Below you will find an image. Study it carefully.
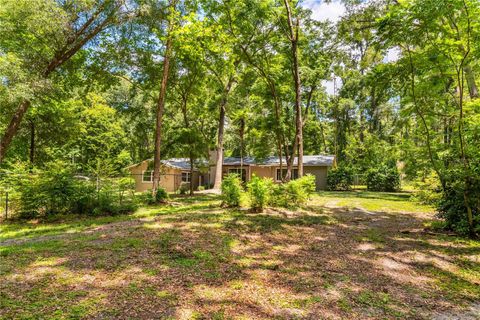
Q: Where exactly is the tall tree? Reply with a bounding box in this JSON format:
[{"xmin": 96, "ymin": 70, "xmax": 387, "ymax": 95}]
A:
[
  {"xmin": 0, "ymin": 0, "xmax": 127, "ymax": 163},
  {"xmin": 152, "ymin": 0, "xmax": 178, "ymax": 195},
  {"xmin": 283, "ymin": 0, "xmax": 303, "ymax": 179}
]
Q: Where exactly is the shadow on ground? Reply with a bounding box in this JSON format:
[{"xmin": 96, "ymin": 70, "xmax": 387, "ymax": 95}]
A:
[{"xmin": 1, "ymin": 195, "xmax": 479, "ymax": 319}]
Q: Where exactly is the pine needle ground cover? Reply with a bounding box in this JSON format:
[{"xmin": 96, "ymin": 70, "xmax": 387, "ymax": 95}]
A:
[{"xmin": 1, "ymin": 193, "xmax": 479, "ymax": 319}]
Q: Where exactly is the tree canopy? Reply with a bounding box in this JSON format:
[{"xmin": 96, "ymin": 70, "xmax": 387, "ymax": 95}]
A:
[{"xmin": 1, "ymin": 0, "xmax": 479, "ymax": 235}]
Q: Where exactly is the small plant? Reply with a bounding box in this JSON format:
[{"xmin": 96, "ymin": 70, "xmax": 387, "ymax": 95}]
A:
[
  {"xmin": 271, "ymin": 174, "xmax": 316, "ymax": 207},
  {"xmin": 178, "ymin": 182, "xmax": 190, "ymax": 195},
  {"xmin": 221, "ymin": 173, "xmax": 243, "ymax": 207},
  {"xmin": 142, "ymin": 187, "xmax": 168, "ymax": 205},
  {"xmin": 247, "ymin": 175, "xmax": 273, "ymax": 212},
  {"xmin": 327, "ymin": 166, "xmax": 354, "ymax": 191}
]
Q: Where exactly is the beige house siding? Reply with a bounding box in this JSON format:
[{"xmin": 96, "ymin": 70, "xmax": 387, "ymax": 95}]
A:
[
  {"xmin": 128, "ymin": 160, "xmax": 199, "ymax": 193},
  {"xmin": 304, "ymin": 166, "xmax": 329, "ymax": 190},
  {"xmin": 250, "ymin": 166, "xmax": 274, "ymax": 179},
  {"xmin": 221, "ymin": 164, "xmax": 329, "ymax": 190}
]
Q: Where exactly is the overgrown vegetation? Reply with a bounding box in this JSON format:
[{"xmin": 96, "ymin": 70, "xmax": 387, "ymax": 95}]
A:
[
  {"xmin": 366, "ymin": 165, "xmax": 400, "ymax": 192},
  {"xmin": 0, "ymin": 162, "xmax": 139, "ymax": 219},
  {"xmin": 247, "ymin": 175, "xmax": 274, "ymax": 212},
  {"xmin": 327, "ymin": 167, "xmax": 354, "ymax": 191},
  {"xmin": 221, "ymin": 174, "xmax": 243, "ymax": 207}
]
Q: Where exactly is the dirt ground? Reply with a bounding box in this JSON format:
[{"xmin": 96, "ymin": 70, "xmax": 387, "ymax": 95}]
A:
[{"xmin": 0, "ymin": 194, "xmax": 479, "ymax": 319}]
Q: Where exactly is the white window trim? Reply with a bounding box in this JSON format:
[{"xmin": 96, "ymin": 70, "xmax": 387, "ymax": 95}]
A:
[
  {"xmin": 142, "ymin": 170, "xmax": 153, "ymax": 183},
  {"xmin": 182, "ymin": 172, "xmax": 191, "ymax": 183}
]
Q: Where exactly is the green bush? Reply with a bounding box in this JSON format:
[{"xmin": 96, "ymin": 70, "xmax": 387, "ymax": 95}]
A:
[
  {"xmin": 272, "ymin": 174, "xmax": 316, "ymax": 207},
  {"xmin": 9, "ymin": 161, "xmax": 138, "ymax": 219},
  {"xmin": 221, "ymin": 173, "xmax": 244, "ymax": 207},
  {"xmin": 437, "ymin": 177, "xmax": 480, "ymax": 236},
  {"xmin": 411, "ymin": 173, "xmax": 442, "ymax": 205},
  {"xmin": 366, "ymin": 165, "xmax": 400, "ymax": 192},
  {"xmin": 178, "ymin": 182, "xmax": 190, "ymax": 195},
  {"xmin": 144, "ymin": 187, "xmax": 169, "ymax": 204},
  {"xmin": 247, "ymin": 175, "xmax": 274, "ymax": 212},
  {"xmin": 327, "ymin": 167, "xmax": 354, "ymax": 191}
]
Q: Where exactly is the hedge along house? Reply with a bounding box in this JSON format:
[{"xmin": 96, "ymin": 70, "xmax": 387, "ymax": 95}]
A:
[
  {"xmin": 209, "ymin": 152, "xmax": 335, "ymax": 191},
  {"xmin": 127, "ymin": 158, "xmax": 209, "ymax": 193}
]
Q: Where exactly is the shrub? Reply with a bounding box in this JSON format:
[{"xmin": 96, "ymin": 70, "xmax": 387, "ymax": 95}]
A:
[
  {"xmin": 9, "ymin": 161, "xmax": 138, "ymax": 219},
  {"xmin": 437, "ymin": 181, "xmax": 480, "ymax": 236},
  {"xmin": 411, "ymin": 173, "xmax": 442, "ymax": 205},
  {"xmin": 327, "ymin": 167, "xmax": 354, "ymax": 191},
  {"xmin": 247, "ymin": 175, "xmax": 274, "ymax": 212},
  {"xmin": 144, "ymin": 187, "xmax": 169, "ymax": 204},
  {"xmin": 366, "ymin": 165, "xmax": 400, "ymax": 192},
  {"xmin": 221, "ymin": 173, "xmax": 243, "ymax": 207},
  {"xmin": 178, "ymin": 182, "xmax": 190, "ymax": 195},
  {"xmin": 272, "ymin": 174, "xmax": 316, "ymax": 207}
]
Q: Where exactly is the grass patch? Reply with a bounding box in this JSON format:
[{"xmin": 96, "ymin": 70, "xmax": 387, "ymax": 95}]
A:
[
  {"xmin": 0, "ymin": 193, "xmax": 477, "ymax": 319},
  {"xmin": 312, "ymin": 191, "xmax": 434, "ymax": 213}
]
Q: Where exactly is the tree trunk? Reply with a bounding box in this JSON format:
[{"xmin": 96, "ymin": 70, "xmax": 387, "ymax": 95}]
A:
[
  {"xmin": 29, "ymin": 120, "xmax": 35, "ymax": 165},
  {"xmin": 284, "ymin": 0, "xmax": 303, "ymax": 180},
  {"xmin": 0, "ymin": 100, "xmax": 31, "ymax": 163},
  {"xmin": 152, "ymin": 0, "xmax": 176, "ymax": 196},
  {"xmin": 0, "ymin": 4, "xmax": 118, "ymax": 164},
  {"xmin": 239, "ymin": 118, "xmax": 245, "ymax": 174},
  {"xmin": 213, "ymin": 76, "xmax": 235, "ymax": 190},
  {"xmin": 464, "ymin": 65, "xmax": 479, "ymax": 99},
  {"xmin": 190, "ymin": 153, "xmax": 194, "ymax": 196}
]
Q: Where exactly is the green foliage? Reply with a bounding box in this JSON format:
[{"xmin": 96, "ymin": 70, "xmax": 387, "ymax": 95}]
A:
[
  {"xmin": 272, "ymin": 175, "xmax": 316, "ymax": 208},
  {"xmin": 221, "ymin": 173, "xmax": 243, "ymax": 207},
  {"xmin": 411, "ymin": 173, "xmax": 442, "ymax": 205},
  {"xmin": 366, "ymin": 165, "xmax": 400, "ymax": 192},
  {"xmin": 327, "ymin": 167, "xmax": 354, "ymax": 191},
  {"xmin": 6, "ymin": 161, "xmax": 137, "ymax": 219},
  {"xmin": 247, "ymin": 175, "xmax": 274, "ymax": 212},
  {"xmin": 143, "ymin": 188, "xmax": 169, "ymax": 205},
  {"xmin": 437, "ymin": 172, "xmax": 480, "ymax": 236},
  {"xmin": 178, "ymin": 182, "xmax": 190, "ymax": 195}
]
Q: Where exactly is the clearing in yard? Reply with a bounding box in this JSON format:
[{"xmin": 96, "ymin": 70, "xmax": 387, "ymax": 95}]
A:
[{"xmin": 0, "ymin": 191, "xmax": 479, "ymax": 319}]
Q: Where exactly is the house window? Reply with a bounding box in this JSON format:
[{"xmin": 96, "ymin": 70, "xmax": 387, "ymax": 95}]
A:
[
  {"xmin": 276, "ymin": 168, "xmax": 298, "ymax": 181},
  {"xmin": 142, "ymin": 170, "xmax": 153, "ymax": 182},
  {"xmin": 228, "ymin": 168, "xmax": 247, "ymax": 182},
  {"xmin": 182, "ymin": 172, "xmax": 191, "ymax": 182}
]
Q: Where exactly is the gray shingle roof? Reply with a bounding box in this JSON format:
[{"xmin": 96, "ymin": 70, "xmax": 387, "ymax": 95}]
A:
[
  {"xmin": 161, "ymin": 158, "xmax": 193, "ymax": 170},
  {"xmin": 222, "ymin": 155, "xmax": 335, "ymax": 166},
  {"xmin": 128, "ymin": 154, "xmax": 335, "ymax": 170}
]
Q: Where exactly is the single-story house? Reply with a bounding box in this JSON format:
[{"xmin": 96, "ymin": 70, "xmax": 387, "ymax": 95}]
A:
[
  {"xmin": 127, "ymin": 153, "xmax": 335, "ymax": 193},
  {"xmin": 209, "ymin": 152, "xmax": 335, "ymax": 191},
  {"xmin": 126, "ymin": 158, "xmax": 208, "ymax": 193}
]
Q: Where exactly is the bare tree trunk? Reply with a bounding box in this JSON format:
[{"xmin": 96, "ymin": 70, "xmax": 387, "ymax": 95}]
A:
[
  {"xmin": 284, "ymin": 0, "xmax": 303, "ymax": 180},
  {"xmin": 152, "ymin": 0, "xmax": 176, "ymax": 196},
  {"xmin": 213, "ymin": 76, "xmax": 235, "ymax": 190}
]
